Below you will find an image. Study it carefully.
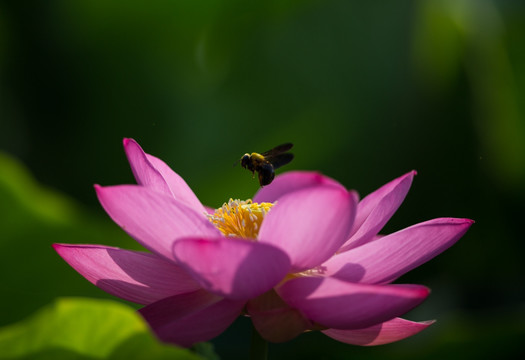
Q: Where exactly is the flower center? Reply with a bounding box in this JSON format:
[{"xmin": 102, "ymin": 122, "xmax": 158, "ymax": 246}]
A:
[{"xmin": 207, "ymin": 199, "xmax": 274, "ymax": 239}]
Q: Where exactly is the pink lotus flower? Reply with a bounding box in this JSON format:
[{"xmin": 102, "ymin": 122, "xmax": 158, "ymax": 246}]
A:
[{"xmin": 54, "ymin": 139, "xmax": 473, "ymax": 347}]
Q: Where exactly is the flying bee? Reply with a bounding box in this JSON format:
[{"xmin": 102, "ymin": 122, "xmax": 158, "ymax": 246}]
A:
[{"xmin": 240, "ymin": 143, "xmax": 294, "ymax": 187}]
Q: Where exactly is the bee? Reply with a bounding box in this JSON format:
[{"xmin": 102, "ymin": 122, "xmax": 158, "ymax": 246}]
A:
[{"xmin": 240, "ymin": 143, "xmax": 294, "ymax": 186}]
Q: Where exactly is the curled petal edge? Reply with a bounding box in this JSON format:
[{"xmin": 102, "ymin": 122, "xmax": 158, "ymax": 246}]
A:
[{"xmin": 322, "ymin": 318, "xmax": 435, "ymax": 346}]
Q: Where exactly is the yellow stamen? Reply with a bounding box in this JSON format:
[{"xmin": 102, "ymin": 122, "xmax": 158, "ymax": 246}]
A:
[{"xmin": 207, "ymin": 199, "xmax": 274, "ymax": 239}]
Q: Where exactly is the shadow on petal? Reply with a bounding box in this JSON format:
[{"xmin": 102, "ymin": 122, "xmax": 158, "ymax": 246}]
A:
[
  {"xmin": 247, "ymin": 290, "xmax": 313, "ymax": 343},
  {"xmin": 320, "ymin": 262, "xmax": 366, "ymax": 283},
  {"xmin": 54, "ymin": 244, "xmax": 201, "ymax": 305},
  {"xmin": 139, "ymin": 290, "xmax": 245, "ymax": 347},
  {"xmin": 173, "ymin": 237, "xmax": 291, "ymax": 301},
  {"xmin": 105, "ymin": 247, "xmax": 200, "ymax": 292},
  {"xmin": 94, "ymin": 248, "xmax": 200, "ymax": 305}
]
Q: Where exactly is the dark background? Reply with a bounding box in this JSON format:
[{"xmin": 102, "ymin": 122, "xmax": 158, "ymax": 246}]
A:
[{"xmin": 1, "ymin": 0, "xmax": 524, "ymax": 359}]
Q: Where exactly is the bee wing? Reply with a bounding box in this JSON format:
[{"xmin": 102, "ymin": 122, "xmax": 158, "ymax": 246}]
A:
[
  {"xmin": 261, "ymin": 143, "xmax": 294, "ymax": 157},
  {"xmin": 267, "ymin": 153, "xmax": 294, "ymax": 170}
]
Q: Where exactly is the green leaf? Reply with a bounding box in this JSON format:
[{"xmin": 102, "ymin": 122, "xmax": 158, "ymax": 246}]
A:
[
  {"xmin": 0, "ymin": 151, "xmax": 79, "ymax": 226},
  {"xmin": 0, "ymin": 297, "xmax": 207, "ymax": 360}
]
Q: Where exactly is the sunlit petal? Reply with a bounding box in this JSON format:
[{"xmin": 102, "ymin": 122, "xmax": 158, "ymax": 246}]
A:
[
  {"xmin": 253, "ymin": 171, "xmax": 344, "ymax": 203},
  {"xmin": 340, "ymin": 171, "xmax": 416, "ymax": 251},
  {"xmin": 259, "ymin": 186, "xmax": 358, "ymax": 272},
  {"xmin": 323, "ymin": 218, "xmax": 474, "ymax": 284},
  {"xmin": 95, "ymin": 184, "xmax": 220, "ymax": 260}
]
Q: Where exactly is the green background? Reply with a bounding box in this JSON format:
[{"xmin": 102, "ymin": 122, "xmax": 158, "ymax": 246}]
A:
[{"xmin": 1, "ymin": 0, "xmax": 524, "ymax": 359}]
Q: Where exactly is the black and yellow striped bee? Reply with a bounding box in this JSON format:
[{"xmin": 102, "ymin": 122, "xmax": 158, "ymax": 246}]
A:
[{"xmin": 240, "ymin": 143, "xmax": 294, "ymax": 186}]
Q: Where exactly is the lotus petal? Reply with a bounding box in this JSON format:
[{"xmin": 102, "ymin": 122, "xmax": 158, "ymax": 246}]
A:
[
  {"xmin": 340, "ymin": 171, "xmax": 416, "ymax": 251},
  {"xmin": 323, "ymin": 218, "xmax": 474, "ymax": 284},
  {"xmin": 253, "ymin": 171, "xmax": 344, "ymax": 203},
  {"xmin": 173, "ymin": 237, "xmax": 290, "ymax": 300},
  {"xmin": 53, "ymin": 244, "xmax": 200, "ymax": 304},
  {"xmin": 95, "ymin": 184, "xmax": 220, "ymax": 260},
  {"xmin": 278, "ymin": 276, "xmax": 429, "ymax": 330},
  {"xmin": 139, "ymin": 290, "xmax": 245, "ymax": 347},
  {"xmin": 322, "ymin": 318, "xmax": 435, "ymax": 346},
  {"xmin": 259, "ymin": 186, "xmax": 358, "ymax": 272}
]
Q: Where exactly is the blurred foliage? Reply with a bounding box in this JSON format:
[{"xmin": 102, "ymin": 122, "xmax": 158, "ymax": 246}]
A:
[
  {"xmin": 413, "ymin": 0, "xmax": 525, "ymax": 192},
  {"xmin": 0, "ymin": 0, "xmax": 524, "ymax": 359},
  {"xmin": 0, "ymin": 297, "xmax": 205, "ymax": 360},
  {"xmin": 0, "ymin": 151, "xmax": 141, "ymax": 326}
]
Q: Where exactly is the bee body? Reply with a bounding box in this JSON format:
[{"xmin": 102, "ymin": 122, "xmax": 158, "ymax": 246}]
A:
[{"xmin": 240, "ymin": 143, "xmax": 294, "ymax": 187}]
